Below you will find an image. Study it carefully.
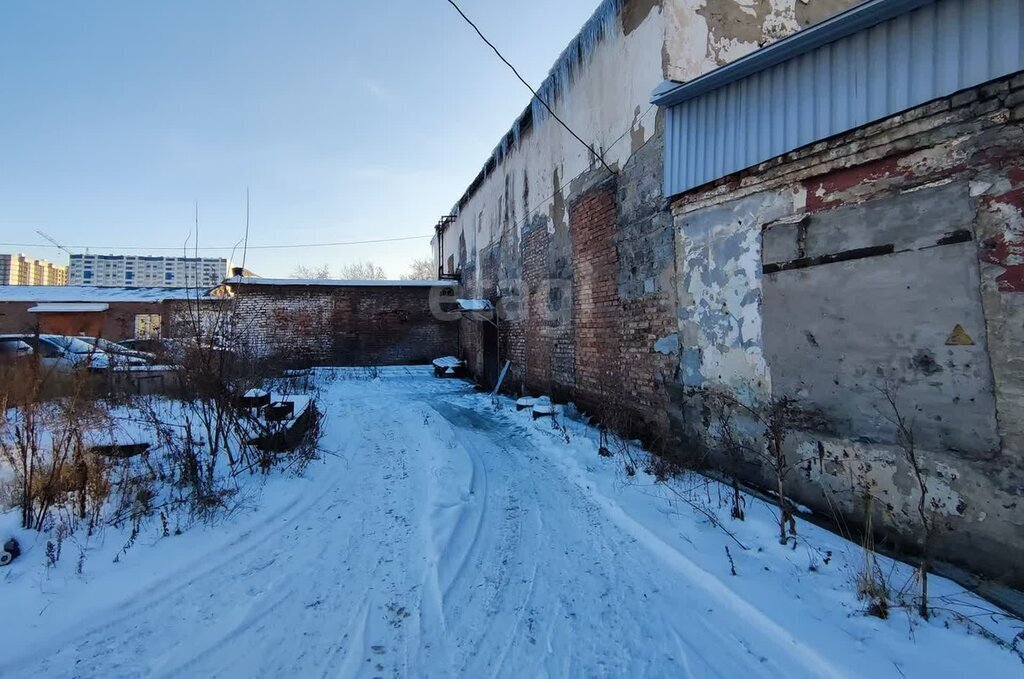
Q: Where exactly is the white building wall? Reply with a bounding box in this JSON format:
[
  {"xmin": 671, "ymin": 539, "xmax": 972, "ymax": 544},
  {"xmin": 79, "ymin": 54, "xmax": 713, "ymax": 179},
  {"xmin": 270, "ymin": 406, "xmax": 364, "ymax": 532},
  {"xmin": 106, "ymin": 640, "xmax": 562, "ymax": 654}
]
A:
[
  {"xmin": 69, "ymin": 255, "xmax": 230, "ymax": 288},
  {"xmin": 435, "ymin": 0, "xmax": 860, "ymax": 274}
]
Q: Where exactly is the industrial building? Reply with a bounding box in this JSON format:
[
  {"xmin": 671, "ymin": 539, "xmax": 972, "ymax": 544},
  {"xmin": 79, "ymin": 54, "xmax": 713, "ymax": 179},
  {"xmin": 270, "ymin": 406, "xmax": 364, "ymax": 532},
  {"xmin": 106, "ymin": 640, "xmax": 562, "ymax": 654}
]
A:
[
  {"xmin": 0, "ymin": 285, "xmax": 220, "ymax": 341},
  {"xmin": 434, "ymin": 0, "xmax": 1024, "ymax": 586}
]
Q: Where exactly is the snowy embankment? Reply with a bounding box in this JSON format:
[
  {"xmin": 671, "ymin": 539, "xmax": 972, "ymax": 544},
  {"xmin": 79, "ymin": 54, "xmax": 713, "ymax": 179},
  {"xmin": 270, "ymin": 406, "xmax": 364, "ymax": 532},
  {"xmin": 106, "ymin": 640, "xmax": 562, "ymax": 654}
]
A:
[{"xmin": 2, "ymin": 367, "xmax": 1021, "ymax": 677}]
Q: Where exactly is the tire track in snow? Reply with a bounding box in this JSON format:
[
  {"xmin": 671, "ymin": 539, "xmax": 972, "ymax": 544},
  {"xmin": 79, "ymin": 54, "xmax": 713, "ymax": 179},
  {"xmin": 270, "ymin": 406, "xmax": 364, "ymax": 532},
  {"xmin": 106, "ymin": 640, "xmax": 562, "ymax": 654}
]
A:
[
  {"xmin": 430, "ymin": 399, "xmax": 844, "ymax": 678},
  {"xmin": 421, "ymin": 402, "xmax": 542, "ymax": 675},
  {"xmin": 8, "ymin": 374, "xmax": 861, "ymax": 677},
  {"xmin": 530, "ymin": 424, "xmax": 848, "ymax": 679},
  {"xmin": 9, "ymin": 457, "xmax": 355, "ymax": 674},
  {"xmin": 9, "ymin": 397, "xmax": 419, "ymax": 678}
]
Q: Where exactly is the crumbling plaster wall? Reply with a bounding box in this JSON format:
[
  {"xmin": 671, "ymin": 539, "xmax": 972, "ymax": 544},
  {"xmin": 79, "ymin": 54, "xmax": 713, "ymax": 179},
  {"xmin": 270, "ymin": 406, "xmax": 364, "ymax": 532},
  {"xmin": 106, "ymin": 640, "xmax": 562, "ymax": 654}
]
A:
[
  {"xmin": 663, "ymin": 0, "xmax": 861, "ymax": 79},
  {"xmin": 441, "ymin": 0, "xmax": 850, "ymax": 421},
  {"xmin": 670, "ymin": 72, "xmax": 1024, "ymax": 584},
  {"xmin": 439, "ymin": 0, "xmax": 664, "ymax": 291},
  {"xmin": 675, "ymin": 189, "xmax": 799, "ymax": 398},
  {"xmin": 439, "ymin": 0, "xmax": 855, "ymax": 292}
]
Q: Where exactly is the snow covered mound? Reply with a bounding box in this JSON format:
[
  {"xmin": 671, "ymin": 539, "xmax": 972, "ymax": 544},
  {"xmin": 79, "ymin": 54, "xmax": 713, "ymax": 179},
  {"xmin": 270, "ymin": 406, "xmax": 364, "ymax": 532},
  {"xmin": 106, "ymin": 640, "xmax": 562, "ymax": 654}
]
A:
[{"xmin": 2, "ymin": 366, "xmax": 1021, "ymax": 677}]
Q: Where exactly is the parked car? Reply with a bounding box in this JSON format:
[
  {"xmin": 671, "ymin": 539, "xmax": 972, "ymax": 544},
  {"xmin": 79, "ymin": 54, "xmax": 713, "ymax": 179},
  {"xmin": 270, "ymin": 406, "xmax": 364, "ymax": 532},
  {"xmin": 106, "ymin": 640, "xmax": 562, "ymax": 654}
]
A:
[
  {"xmin": 118, "ymin": 338, "xmax": 236, "ymax": 365},
  {"xmin": 117, "ymin": 338, "xmax": 167, "ymax": 355},
  {"xmin": 0, "ymin": 338, "xmax": 33, "ymax": 366},
  {"xmin": 118, "ymin": 338, "xmax": 193, "ymax": 363},
  {"xmin": 79, "ymin": 336, "xmax": 155, "ymax": 362},
  {"xmin": 0, "ymin": 334, "xmax": 145, "ymax": 372}
]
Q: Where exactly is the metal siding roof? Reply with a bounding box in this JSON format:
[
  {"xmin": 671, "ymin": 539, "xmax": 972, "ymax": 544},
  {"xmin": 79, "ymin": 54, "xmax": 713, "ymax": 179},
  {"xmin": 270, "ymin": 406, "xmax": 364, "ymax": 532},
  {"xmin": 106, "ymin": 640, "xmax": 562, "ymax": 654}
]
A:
[{"xmin": 659, "ymin": 0, "xmax": 1024, "ymax": 198}]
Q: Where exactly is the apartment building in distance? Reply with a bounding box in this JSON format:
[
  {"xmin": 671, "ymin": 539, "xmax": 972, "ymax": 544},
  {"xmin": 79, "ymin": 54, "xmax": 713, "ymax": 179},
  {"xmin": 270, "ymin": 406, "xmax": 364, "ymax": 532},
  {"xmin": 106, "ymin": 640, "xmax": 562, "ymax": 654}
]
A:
[
  {"xmin": 0, "ymin": 254, "xmax": 68, "ymax": 286},
  {"xmin": 69, "ymin": 254, "xmax": 231, "ymax": 288}
]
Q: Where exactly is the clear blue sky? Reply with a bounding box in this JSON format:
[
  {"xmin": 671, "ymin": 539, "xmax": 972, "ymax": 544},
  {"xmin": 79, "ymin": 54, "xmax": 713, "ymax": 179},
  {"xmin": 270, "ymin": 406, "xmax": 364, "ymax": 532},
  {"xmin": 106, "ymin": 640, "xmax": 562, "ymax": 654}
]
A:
[{"xmin": 0, "ymin": 0, "xmax": 600, "ymax": 278}]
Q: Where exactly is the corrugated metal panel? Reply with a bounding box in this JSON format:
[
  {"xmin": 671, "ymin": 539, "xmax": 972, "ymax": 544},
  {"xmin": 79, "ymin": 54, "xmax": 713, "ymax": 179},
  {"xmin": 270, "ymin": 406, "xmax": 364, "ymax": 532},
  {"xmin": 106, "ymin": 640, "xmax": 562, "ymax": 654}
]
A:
[{"xmin": 663, "ymin": 0, "xmax": 1024, "ymax": 198}]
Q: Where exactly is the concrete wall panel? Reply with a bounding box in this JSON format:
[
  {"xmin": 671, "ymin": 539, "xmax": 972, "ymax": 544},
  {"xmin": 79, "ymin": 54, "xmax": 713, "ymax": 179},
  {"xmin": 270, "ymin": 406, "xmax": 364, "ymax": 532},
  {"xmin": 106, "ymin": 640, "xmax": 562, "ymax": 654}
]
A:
[{"xmin": 762, "ymin": 243, "xmax": 999, "ymax": 454}]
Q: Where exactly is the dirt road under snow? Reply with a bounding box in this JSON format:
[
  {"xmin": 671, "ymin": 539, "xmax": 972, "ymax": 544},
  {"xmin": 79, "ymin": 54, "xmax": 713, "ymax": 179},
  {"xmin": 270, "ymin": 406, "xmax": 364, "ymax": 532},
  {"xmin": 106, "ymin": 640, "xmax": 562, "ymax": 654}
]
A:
[{"xmin": 6, "ymin": 369, "xmax": 1019, "ymax": 678}]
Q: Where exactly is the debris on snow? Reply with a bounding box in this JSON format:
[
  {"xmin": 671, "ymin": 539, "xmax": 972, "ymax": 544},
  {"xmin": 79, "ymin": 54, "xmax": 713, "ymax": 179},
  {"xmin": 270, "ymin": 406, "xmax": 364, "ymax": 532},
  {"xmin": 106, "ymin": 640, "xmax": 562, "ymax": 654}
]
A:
[{"xmin": 432, "ymin": 355, "xmax": 466, "ymax": 378}]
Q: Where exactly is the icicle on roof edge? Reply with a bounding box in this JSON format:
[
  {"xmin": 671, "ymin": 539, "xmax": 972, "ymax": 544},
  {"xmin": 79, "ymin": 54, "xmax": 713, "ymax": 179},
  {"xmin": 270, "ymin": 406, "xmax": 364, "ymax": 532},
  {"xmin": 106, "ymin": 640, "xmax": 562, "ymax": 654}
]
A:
[
  {"xmin": 531, "ymin": 0, "xmax": 623, "ymax": 125},
  {"xmin": 449, "ymin": 0, "xmax": 624, "ymax": 219}
]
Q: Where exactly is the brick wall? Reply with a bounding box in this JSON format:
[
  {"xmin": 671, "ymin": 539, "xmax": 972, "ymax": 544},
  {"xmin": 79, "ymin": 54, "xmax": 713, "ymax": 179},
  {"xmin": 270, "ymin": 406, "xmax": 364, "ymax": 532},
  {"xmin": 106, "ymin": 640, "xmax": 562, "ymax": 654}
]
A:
[
  {"xmin": 521, "ymin": 221, "xmax": 554, "ymax": 394},
  {"xmin": 570, "ymin": 184, "xmax": 621, "ymax": 414},
  {"xmin": 0, "ymin": 302, "xmax": 45, "ymax": 336},
  {"xmin": 451, "ymin": 124, "xmax": 680, "ymax": 448},
  {"xmin": 618, "ymin": 297, "xmax": 677, "ymax": 437},
  {"xmin": 614, "ymin": 124, "xmax": 679, "ymax": 442},
  {"xmin": 231, "ymin": 283, "xmax": 458, "ymax": 367},
  {"xmin": 0, "ymin": 301, "xmax": 174, "ymax": 341}
]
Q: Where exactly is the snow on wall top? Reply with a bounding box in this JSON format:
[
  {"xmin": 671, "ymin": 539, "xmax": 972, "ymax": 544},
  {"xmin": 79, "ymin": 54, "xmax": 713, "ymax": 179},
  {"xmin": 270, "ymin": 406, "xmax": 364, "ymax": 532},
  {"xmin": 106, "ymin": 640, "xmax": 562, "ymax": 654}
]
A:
[
  {"xmin": 448, "ymin": 0, "xmax": 626, "ymax": 217},
  {"xmin": 226, "ymin": 277, "xmax": 458, "ymax": 288},
  {"xmin": 28, "ymin": 303, "xmax": 111, "ymax": 313},
  {"xmin": 456, "ymin": 299, "xmax": 494, "ymax": 311},
  {"xmin": 530, "ymin": 0, "xmax": 624, "ymax": 124},
  {"xmin": 0, "ymin": 286, "xmax": 218, "ymax": 303}
]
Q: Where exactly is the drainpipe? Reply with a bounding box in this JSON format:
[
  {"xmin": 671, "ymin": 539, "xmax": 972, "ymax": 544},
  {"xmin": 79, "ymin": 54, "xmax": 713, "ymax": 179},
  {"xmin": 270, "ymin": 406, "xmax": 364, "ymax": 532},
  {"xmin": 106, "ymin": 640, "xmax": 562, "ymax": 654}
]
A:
[
  {"xmin": 434, "ymin": 223, "xmax": 444, "ymax": 279},
  {"xmin": 434, "ymin": 214, "xmax": 457, "ymax": 279}
]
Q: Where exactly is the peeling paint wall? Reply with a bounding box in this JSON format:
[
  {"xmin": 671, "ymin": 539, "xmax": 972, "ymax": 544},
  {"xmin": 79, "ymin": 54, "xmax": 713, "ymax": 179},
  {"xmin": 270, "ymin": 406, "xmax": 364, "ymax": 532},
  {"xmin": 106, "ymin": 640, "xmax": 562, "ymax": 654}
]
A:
[
  {"xmin": 662, "ymin": 0, "xmax": 860, "ymax": 79},
  {"xmin": 438, "ymin": 0, "xmax": 665, "ymax": 281},
  {"xmin": 437, "ymin": 0, "xmax": 847, "ymax": 443},
  {"xmin": 670, "ymin": 71, "xmax": 1024, "ymax": 585},
  {"xmin": 675, "ymin": 189, "xmax": 801, "ymax": 397},
  {"xmin": 437, "ymin": 0, "xmax": 856, "ymax": 283}
]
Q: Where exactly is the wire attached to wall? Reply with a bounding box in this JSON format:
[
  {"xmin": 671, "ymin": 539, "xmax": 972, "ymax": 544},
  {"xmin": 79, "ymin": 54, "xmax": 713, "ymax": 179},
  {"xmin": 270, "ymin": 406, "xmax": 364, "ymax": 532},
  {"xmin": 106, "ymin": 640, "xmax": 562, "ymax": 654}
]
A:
[
  {"xmin": 443, "ymin": 0, "xmax": 618, "ymax": 177},
  {"xmin": 512, "ymin": 103, "xmax": 656, "ymax": 235},
  {"xmin": 489, "ymin": 103, "xmax": 657, "ymax": 290}
]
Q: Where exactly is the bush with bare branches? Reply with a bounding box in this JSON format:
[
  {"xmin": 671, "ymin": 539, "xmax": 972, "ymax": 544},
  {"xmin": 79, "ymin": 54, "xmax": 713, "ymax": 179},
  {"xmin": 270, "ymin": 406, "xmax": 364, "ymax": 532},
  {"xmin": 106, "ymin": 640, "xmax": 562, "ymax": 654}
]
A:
[
  {"xmin": 0, "ymin": 294, "xmax": 324, "ymax": 570},
  {"xmin": 686, "ymin": 386, "xmax": 826, "ymax": 546}
]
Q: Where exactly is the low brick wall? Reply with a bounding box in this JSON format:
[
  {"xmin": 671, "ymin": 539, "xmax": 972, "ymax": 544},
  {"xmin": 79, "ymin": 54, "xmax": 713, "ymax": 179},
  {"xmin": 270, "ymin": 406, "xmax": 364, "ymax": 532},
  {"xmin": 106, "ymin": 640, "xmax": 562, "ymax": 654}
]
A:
[{"xmin": 230, "ymin": 282, "xmax": 459, "ymax": 367}]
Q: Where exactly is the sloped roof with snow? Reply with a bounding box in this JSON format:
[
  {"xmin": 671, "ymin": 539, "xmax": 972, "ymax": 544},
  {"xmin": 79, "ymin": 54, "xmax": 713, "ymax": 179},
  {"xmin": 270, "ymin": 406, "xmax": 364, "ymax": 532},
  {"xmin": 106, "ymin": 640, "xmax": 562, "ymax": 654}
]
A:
[
  {"xmin": 0, "ymin": 286, "xmax": 218, "ymax": 303},
  {"xmin": 226, "ymin": 276, "xmax": 458, "ymax": 288}
]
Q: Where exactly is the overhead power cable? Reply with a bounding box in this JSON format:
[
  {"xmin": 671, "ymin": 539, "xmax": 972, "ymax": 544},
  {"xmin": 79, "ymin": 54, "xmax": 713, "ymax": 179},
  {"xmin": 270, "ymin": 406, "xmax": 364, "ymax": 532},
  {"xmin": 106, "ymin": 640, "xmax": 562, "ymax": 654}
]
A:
[
  {"xmin": 443, "ymin": 0, "xmax": 617, "ymax": 176},
  {"xmin": 0, "ymin": 234, "xmax": 431, "ymax": 253}
]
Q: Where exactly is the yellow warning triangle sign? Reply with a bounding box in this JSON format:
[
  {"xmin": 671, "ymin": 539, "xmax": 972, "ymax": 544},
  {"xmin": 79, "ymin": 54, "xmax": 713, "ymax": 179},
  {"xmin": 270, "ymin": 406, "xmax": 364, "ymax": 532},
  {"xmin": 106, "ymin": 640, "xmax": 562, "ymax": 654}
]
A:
[{"xmin": 946, "ymin": 324, "xmax": 975, "ymax": 346}]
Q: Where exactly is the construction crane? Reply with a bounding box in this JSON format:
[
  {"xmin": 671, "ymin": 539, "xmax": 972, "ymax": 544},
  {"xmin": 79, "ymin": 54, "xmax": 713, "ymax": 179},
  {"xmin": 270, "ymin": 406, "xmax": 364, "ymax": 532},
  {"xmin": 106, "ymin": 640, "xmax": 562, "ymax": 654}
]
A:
[{"xmin": 35, "ymin": 230, "xmax": 78, "ymax": 258}]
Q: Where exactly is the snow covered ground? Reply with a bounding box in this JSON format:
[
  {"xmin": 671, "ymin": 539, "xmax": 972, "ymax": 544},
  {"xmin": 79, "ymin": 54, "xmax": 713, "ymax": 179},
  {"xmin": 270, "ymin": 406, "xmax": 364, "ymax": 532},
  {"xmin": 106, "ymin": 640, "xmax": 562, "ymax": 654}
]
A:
[{"xmin": 3, "ymin": 367, "xmax": 1021, "ymax": 677}]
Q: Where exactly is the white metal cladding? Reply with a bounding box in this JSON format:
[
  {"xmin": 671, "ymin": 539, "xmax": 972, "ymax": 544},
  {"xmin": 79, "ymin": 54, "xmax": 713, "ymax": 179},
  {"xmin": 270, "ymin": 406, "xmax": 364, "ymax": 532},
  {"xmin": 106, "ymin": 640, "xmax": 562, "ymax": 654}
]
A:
[{"xmin": 662, "ymin": 0, "xmax": 1024, "ymax": 198}]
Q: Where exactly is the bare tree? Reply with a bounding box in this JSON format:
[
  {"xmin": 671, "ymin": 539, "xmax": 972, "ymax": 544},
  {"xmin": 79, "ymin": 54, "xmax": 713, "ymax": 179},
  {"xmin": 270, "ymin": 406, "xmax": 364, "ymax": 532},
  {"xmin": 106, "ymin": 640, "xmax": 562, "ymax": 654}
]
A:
[
  {"xmin": 338, "ymin": 261, "xmax": 388, "ymax": 280},
  {"xmin": 401, "ymin": 257, "xmax": 435, "ymax": 280},
  {"xmin": 291, "ymin": 264, "xmax": 333, "ymax": 279},
  {"xmin": 290, "ymin": 261, "xmax": 388, "ymax": 280},
  {"xmin": 878, "ymin": 384, "xmax": 937, "ymax": 620},
  {"xmin": 0, "ymin": 354, "xmax": 109, "ymax": 532},
  {"xmin": 689, "ymin": 387, "xmax": 819, "ymax": 545}
]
